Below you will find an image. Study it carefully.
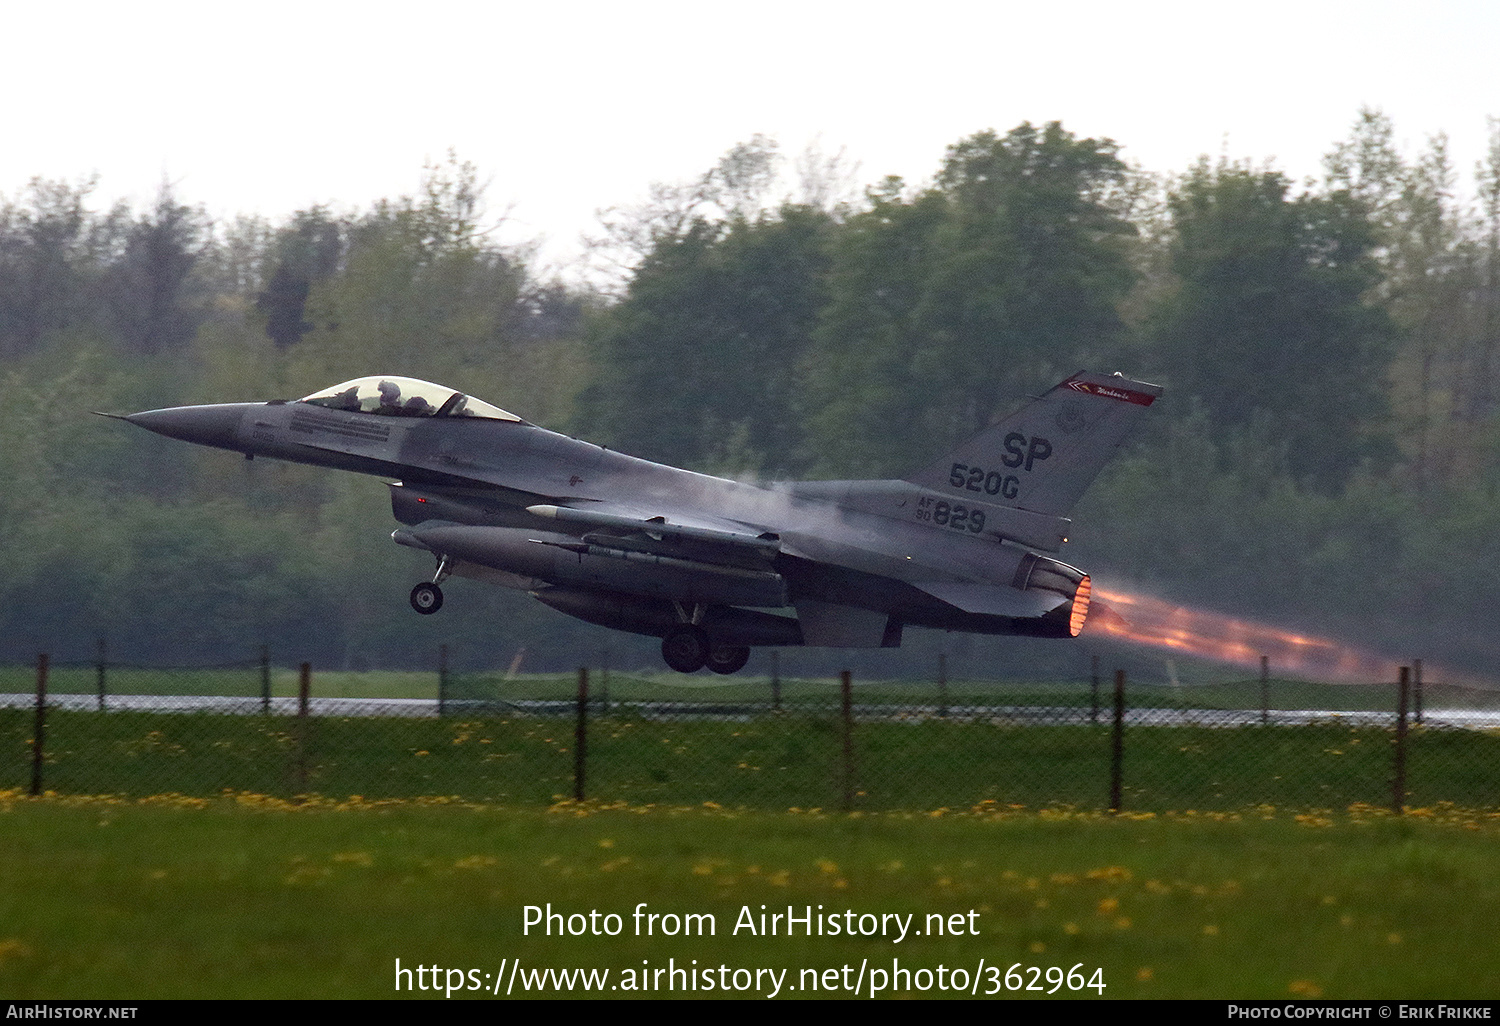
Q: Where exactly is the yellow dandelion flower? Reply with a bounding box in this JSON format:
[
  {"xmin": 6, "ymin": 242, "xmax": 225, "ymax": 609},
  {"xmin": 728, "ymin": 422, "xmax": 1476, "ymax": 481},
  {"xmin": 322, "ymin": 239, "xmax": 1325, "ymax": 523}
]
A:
[
  {"xmin": 1202, "ymin": 924, "xmax": 1219, "ymax": 936},
  {"xmin": 1387, "ymin": 932, "xmax": 1402, "ymax": 945},
  {"xmin": 1097, "ymin": 897, "xmax": 1119, "ymax": 915},
  {"xmin": 816, "ymin": 859, "xmax": 839, "ymax": 875},
  {"xmin": 1136, "ymin": 968, "xmax": 1153, "ymax": 982},
  {"xmin": 598, "ymin": 838, "xmax": 615, "ymax": 848},
  {"xmin": 1288, "ymin": 980, "xmax": 1324, "ymax": 998},
  {"xmin": 1114, "ymin": 917, "xmax": 1132, "ymax": 930},
  {"xmin": 1064, "ymin": 923, "xmax": 1080, "ymax": 935},
  {"xmin": 1029, "ymin": 941, "xmax": 1046, "ymax": 954}
]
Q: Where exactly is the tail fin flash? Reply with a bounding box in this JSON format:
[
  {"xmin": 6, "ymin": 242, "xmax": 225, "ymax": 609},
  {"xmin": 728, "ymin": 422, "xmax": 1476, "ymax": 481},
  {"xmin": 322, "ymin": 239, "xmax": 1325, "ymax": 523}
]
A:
[{"xmin": 904, "ymin": 371, "xmax": 1162, "ymax": 517}]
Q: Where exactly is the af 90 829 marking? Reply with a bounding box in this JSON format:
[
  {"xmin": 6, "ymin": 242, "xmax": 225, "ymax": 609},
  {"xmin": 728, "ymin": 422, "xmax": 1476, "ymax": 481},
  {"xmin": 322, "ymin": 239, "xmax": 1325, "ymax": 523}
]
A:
[{"xmin": 914, "ymin": 496, "xmax": 987, "ymax": 533}]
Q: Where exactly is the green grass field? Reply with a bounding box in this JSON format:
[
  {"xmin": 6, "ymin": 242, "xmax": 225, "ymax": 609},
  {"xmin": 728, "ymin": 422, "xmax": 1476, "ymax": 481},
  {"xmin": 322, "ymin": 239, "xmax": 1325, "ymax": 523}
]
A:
[
  {"xmin": 6, "ymin": 669, "xmax": 1496, "ymax": 999},
  {"xmin": 1, "ymin": 795, "xmax": 1497, "ymax": 999}
]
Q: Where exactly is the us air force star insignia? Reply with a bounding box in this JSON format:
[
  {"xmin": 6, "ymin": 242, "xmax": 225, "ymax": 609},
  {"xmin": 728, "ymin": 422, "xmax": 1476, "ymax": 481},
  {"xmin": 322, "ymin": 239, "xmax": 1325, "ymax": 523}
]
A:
[{"xmin": 1055, "ymin": 402, "xmax": 1087, "ymax": 433}]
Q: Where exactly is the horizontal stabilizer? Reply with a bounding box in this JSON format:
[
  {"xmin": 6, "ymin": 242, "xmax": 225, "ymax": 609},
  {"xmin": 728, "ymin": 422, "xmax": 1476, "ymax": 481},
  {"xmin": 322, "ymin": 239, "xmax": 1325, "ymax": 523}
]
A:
[{"xmin": 912, "ymin": 581, "xmax": 1064, "ymax": 619}]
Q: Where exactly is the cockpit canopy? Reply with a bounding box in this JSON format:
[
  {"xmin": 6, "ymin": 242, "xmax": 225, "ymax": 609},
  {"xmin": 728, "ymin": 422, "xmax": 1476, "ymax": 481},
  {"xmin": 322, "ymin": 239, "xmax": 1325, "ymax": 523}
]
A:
[{"xmin": 298, "ymin": 376, "xmax": 523, "ymax": 422}]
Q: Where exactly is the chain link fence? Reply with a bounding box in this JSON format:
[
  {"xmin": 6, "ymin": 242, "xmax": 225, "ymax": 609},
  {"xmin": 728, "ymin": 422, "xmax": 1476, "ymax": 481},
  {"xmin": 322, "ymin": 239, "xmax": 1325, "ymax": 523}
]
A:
[{"xmin": 4, "ymin": 651, "xmax": 1498, "ymax": 813}]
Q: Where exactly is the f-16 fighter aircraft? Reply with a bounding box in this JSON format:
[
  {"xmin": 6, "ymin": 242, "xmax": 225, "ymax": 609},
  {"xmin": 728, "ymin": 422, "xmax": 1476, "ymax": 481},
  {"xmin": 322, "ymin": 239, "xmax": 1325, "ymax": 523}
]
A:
[{"xmin": 112, "ymin": 371, "xmax": 1160, "ymax": 673}]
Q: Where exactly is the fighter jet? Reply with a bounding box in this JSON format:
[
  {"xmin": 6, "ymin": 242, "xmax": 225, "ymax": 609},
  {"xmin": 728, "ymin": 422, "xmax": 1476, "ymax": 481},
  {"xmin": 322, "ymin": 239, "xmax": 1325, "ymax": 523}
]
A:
[{"xmin": 112, "ymin": 371, "xmax": 1160, "ymax": 673}]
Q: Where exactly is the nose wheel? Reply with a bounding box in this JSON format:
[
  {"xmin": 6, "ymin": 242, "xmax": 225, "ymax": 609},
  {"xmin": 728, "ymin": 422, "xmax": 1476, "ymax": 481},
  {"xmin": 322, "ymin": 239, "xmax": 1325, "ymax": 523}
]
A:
[{"xmin": 410, "ymin": 582, "xmax": 444, "ymax": 614}]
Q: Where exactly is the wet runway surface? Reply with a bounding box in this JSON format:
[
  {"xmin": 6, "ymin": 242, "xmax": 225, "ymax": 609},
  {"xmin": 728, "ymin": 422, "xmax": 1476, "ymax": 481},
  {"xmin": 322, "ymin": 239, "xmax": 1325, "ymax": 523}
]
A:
[{"xmin": 3, "ymin": 692, "xmax": 1495, "ymax": 729}]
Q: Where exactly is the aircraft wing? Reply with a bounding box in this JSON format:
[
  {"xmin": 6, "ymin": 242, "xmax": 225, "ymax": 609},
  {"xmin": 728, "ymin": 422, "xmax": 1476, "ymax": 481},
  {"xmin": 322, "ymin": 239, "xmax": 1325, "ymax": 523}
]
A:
[{"xmin": 527, "ymin": 503, "xmax": 781, "ymax": 567}]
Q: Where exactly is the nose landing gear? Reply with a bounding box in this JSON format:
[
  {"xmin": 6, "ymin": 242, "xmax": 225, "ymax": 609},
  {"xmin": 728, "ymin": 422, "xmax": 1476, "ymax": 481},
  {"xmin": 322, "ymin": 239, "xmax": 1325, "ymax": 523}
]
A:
[
  {"xmin": 410, "ymin": 555, "xmax": 450, "ymax": 615},
  {"xmin": 410, "ymin": 581, "xmax": 444, "ymax": 614}
]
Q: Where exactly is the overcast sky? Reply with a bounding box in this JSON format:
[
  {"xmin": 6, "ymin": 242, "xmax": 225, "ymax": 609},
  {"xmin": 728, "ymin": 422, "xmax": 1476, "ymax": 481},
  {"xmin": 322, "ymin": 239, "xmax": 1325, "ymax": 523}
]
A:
[{"xmin": 5, "ymin": 0, "xmax": 1498, "ymax": 276}]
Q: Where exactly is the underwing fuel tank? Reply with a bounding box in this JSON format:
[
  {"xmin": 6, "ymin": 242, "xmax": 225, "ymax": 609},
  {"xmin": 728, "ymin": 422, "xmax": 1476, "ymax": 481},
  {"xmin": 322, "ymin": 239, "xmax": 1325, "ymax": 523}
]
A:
[
  {"xmin": 394, "ymin": 522, "xmax": 788, "ymax": 609},
  {"xmin": 534, "ymin": 588, "xmax": 803, "ymax": 646}
]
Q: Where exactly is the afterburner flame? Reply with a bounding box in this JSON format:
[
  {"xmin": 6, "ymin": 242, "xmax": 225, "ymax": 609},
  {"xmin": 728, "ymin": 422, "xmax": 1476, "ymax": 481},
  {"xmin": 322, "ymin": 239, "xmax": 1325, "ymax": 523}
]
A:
[
  {"xmin": 1086, "ymin": 586, "xmax": 1392, "ymax": 680},
  {"xmin": 1069, "ymin": 575, "xmax": 1091, "ymax": 638}
]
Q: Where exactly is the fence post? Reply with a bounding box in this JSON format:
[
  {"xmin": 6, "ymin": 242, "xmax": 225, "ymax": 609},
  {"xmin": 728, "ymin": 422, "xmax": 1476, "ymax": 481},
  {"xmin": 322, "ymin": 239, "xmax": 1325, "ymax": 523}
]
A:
[
  {"xmin": 259, "ymin": 646, "xmax": 271, "ymax": 714},
  {"xmin": 30, "ymin": 654, "xmax": 48, "ymax": 797},
  {"xmin": 438, "ymin": 644, "xmax": 449, "ymax": 718},
  {"xmin": 840, "ymin": 670, "xmax": 855, "ymax": 811},
  {"xmin": 770, "ymin": 651, "xmax": 781, "ymax": 712},
  {"xmin": 1260, "ymin": 655, "xmax": 1270, "ymax": 726},
  {"xmin": 1090, "ymin": 654, "xmax": 1100, "ymax": 725},
  {"xmin": 1392, "ymin": 666, "xmax": 1409, "ymax": 816},
  {"xmin": 295, "ymin": 662, "xmax": 311, "ymax": 795},
  {"xmin": 600, "ymin": 646, "xmax": 610, "ymax": 714},
  {"xmin": 96, "ymin": 638, "xmax": 107, "ymax": 712},
  {"xmin": 1413, "ymin": 659, "xmax": 1423, "ymax": 726},
  {"xmin": 574, "ymin": 668, "xmax": 589, "ymax": 801},
  {"xmin": 1109, "ymin": 670, "xmax": 1125, "ymax": 813},
  {"xmin": 937, "ymin": 653, "xmax": 948, "ymax": 718}
]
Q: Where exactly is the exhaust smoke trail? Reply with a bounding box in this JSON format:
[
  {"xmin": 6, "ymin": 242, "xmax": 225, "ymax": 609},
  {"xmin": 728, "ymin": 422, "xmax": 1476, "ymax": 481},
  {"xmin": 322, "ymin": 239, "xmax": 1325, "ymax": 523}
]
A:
[{"xmin": 1086, "ymin": 586, "xmax": 1396, "ymax": 681}]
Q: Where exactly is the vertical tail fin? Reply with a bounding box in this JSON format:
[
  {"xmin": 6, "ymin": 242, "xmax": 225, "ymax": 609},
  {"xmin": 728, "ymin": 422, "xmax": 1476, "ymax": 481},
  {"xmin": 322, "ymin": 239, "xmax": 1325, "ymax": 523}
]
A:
[{"xmin": 903, "ymin": 371, "xmax": 1162, "ymax": 517}]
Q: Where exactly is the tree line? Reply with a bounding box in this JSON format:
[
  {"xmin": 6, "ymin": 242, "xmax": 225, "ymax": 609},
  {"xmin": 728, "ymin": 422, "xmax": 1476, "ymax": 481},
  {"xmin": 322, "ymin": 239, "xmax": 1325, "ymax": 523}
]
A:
[{"xmin": 2, "ymin": 115, "xmax": 1497, "ymax": 675}]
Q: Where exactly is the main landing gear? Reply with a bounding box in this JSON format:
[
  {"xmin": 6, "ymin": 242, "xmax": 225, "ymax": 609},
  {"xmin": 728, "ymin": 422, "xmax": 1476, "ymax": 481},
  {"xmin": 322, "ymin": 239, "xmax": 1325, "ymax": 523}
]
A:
[
  {"xmin": 410, "ymin": 555, "xmax": 450, "ymax": 615},
  {"xmin": 660, "ymin": 626, "xmax": 750, "ymax": 675}
]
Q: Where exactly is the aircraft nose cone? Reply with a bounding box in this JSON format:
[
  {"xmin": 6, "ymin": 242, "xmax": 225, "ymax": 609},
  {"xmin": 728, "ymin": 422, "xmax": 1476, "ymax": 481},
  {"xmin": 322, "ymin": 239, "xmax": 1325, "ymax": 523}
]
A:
[{"xmin": 125, "ymin": 404, "xmax": 252, "ymax": 450}]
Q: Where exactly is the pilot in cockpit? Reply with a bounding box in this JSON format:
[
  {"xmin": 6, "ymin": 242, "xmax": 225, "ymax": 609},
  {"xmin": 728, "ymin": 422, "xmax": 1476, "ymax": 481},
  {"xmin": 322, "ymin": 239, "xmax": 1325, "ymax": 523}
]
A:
[{"xmin": 375, "ymin": 380, "xmax": 404, "ymax": 414}]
